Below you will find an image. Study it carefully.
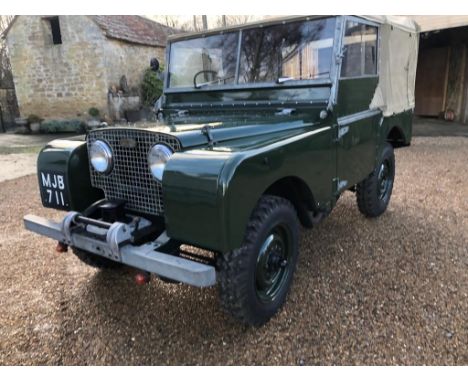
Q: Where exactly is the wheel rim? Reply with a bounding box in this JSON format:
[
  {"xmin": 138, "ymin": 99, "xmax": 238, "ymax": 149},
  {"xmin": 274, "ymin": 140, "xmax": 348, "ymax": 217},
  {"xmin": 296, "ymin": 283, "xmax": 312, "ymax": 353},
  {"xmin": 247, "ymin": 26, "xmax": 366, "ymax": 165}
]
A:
[
  {"xmin": 377, "ymin": 159, "xmax": 392, "ymax": 201},
  {"xmin": 255, "ymin": 225, "xmax": 292, "ymax": 303}
]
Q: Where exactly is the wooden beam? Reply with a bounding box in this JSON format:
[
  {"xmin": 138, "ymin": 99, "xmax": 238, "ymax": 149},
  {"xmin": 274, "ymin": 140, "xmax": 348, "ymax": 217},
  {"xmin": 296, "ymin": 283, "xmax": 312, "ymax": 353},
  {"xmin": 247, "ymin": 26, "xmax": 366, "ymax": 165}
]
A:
[{"xmin": 442, "ymin": 46, "xmax": 450, "ymax": 112}]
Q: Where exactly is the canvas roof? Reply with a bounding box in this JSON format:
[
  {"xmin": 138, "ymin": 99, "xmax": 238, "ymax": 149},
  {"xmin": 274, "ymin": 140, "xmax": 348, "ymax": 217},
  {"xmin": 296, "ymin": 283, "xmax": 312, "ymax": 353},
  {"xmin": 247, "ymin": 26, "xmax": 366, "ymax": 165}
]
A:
[
  {"xmin": 169, "ymin": 15, "xmax": 419, "ymax": 42},
  {"xmin": 361, "ymin": 15, "xmax": 419, "ymax": 33}
]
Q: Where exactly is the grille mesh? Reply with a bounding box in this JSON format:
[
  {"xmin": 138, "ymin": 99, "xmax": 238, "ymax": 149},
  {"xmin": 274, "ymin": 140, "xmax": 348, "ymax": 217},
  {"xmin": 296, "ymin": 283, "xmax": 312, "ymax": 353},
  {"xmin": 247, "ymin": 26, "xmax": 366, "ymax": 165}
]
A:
[{"xmin": 87, "ymin": 128, "xmax": 181, "ymax": 216}]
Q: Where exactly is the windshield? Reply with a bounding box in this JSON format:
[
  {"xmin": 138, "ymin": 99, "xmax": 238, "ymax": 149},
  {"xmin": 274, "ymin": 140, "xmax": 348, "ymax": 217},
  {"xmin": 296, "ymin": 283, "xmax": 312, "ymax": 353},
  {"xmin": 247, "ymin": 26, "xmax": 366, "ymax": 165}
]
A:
[
  {"xmin": 168, "ymin": 33, "xmax": 239, "ymax": 88},
  {"xmin": 168, "ymin": 17, "xmax": 336, "ymax": 89}
]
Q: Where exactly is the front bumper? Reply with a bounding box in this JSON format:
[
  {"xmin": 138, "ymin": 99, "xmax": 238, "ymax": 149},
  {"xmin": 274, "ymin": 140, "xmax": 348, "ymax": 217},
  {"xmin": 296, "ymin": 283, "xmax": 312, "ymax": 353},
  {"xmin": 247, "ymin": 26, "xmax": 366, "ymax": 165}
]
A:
[{"xmin": 23, "ymin": 213, "xmax": 216, "ymax": 287}]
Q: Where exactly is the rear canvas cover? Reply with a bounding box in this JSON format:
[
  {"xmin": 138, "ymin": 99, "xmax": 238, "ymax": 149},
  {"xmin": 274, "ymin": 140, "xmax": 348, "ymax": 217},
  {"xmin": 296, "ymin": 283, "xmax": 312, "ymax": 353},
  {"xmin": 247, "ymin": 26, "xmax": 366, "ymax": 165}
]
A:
[{"xmin": 367, "ymin": 17, "xmax": 419, "ymax": 116}]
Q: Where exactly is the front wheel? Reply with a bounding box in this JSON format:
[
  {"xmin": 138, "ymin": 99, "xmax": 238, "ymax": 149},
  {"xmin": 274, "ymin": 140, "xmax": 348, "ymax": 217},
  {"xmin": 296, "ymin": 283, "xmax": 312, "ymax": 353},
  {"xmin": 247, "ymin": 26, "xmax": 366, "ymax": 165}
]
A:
[
  {"xmin": 356, "ymin": 143, "xmax": 395, "ymax": 217},
  {"xmin": 217, "ymin": 195, "xmax": 300, "ymax": 326}
]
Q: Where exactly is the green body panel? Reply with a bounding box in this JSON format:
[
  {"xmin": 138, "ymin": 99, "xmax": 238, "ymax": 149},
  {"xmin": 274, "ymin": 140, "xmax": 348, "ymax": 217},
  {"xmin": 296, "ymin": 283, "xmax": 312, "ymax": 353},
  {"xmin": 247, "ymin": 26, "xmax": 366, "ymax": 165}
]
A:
[
  {"xmin": 169, "ymin": 106, "xmax": 328, "ymax": 148},
  {"xmin": 37, "ymin": 137, "xmax": 103, "ymax": 212},
  {"xmin": 335, "ymin": 78, "xmax": 379, "ymax": 116},
  {"xmin": 382, "ymin": 109, "xmax": 413, "ymax": 145},
  {"xmin": 219, "ymin": 125, "xmax": 335, "ymax": 251},
  {"xmin": 334, "ymin": 77, "xmax": 381, "ymax": 187},
  {"xmin": 337, "ymin": 113, "xmax": 382, "ymax": 188},
  {"xmin": 163, "ymin": 121, "xmax": 334, "ymax": 252},
  {"xmin": 163, "ymin": 149, "xmax": 231, "ymax": 249}
]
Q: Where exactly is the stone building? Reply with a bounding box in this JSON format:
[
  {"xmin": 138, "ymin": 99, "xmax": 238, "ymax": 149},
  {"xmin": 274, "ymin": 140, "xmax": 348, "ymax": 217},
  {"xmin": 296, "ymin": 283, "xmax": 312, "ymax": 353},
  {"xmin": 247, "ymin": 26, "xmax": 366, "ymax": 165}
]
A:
[{"xmin": 2, "ymin": 15, "xmax": 173, "ymax": 120}]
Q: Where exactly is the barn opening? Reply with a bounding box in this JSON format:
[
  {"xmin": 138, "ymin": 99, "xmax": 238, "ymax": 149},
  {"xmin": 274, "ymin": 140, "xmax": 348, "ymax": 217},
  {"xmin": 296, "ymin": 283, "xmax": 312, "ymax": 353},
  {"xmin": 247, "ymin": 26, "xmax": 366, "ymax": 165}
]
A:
[{"xmin": 415, "ymin": 22, "xmax": 468, "ymax": 124}]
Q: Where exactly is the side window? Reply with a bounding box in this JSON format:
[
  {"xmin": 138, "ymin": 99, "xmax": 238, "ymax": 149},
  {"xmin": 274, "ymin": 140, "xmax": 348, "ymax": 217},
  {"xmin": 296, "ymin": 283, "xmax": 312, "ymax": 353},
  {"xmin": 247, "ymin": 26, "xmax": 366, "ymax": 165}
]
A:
[
  {"xmin": 341, "ymin": 20, "xmax": 378, "ymax": 78},
  {"xmin": 363, "ymin": 24, "xmax": 378, "ymax": 75},
  {"xmin": 341, "ymin": 21, "xmax": 362, "ymax": 77}
]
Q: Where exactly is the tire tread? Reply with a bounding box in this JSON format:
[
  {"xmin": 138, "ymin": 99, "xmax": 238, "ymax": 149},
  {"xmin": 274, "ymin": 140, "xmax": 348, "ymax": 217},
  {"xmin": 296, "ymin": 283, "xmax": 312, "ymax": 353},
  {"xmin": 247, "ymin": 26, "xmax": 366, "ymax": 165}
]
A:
[
  {"xmin": 356, "ymin": 143, "xmax": 395, "ymax": 218},
  {"xmin": 218, "ymin": 195, "xmax": 299, "ymax": 326}
]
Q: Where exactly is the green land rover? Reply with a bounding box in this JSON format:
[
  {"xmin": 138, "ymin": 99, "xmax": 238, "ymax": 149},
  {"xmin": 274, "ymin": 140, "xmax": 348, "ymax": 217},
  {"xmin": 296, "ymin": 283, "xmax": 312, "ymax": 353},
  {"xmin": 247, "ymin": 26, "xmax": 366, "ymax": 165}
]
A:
[{"xmin": 24, "ymin": 15, "xmax": 419, "ymax": 326}]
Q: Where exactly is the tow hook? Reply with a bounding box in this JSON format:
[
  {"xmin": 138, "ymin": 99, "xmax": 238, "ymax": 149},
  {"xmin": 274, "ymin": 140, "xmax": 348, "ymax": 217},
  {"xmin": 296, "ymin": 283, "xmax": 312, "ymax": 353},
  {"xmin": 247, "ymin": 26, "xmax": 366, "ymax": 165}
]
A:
[
  {"xmin": 55, "ymin": 242, "xmax": 68, "ymax": 253},
  {"xmin": 135, "ymin": 271, "xmax": 151, "ymax": 285}
]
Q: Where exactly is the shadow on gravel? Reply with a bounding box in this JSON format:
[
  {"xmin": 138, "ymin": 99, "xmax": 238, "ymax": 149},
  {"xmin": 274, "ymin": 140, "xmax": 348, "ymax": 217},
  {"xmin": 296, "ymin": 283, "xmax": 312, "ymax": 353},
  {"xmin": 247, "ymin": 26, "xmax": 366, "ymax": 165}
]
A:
[{"xmin": 55, "ymin": 195, "xmax": 467, "ymax": 365}]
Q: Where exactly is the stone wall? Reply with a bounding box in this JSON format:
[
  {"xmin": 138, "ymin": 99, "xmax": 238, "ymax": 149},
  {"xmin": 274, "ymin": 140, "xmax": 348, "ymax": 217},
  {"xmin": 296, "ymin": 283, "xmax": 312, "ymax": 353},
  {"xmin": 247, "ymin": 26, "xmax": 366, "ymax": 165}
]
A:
[
  {"xmin": 103, "ymin": 39, "xmax": 165, "ymax": 93},
  {"xmin": 5, "ymin": 16, "xmax": 166, "ymax": 121},
  {"xmin": 6, "ymin": 16, "xmax": 109, "ymax": 119}
]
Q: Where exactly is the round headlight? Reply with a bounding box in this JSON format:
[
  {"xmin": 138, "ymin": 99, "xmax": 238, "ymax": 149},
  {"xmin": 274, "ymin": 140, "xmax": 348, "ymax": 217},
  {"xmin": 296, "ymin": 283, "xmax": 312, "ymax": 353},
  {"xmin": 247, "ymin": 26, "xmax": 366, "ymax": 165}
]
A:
[
  {"xmin": 148, "ymin": 144, "xmax": 173, "ymax": 181},
  {"xmin": 89, "ymin": 140, "xmax": 113, "ymax": 174}
]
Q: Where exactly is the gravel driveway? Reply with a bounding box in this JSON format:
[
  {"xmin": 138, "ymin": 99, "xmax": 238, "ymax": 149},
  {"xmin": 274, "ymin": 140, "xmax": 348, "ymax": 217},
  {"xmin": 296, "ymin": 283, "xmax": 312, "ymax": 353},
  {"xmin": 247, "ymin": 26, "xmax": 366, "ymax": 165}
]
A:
[
  {"xmin": 0, "ymin": 133, "xmax": 76, "ymax": 182},
  {"xmin": 0, "ymin": 137, "xmax": 467, "ymax": 365}
]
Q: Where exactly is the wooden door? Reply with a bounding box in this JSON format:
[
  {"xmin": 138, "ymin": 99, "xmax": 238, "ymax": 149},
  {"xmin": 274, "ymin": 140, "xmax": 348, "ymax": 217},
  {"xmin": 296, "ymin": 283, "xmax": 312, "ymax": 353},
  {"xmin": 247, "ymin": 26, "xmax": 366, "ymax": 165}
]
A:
[{"xmin": 415, "ymin": 47, "xmax": 449, "ymax": 116}]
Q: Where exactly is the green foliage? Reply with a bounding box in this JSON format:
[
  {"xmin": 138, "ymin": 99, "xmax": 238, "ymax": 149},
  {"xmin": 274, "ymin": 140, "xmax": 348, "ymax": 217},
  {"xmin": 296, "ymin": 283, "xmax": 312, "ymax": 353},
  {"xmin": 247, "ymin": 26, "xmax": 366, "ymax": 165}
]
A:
[
  {"xmin": 88, "ymin": 107, "xmax": 100, "ymax": 118},
  {"xmin": 27, "ymin": 114, "xmax": 43, "ymax": 124},
  {"xmin": 40, "ymin": 119, "xmax": 86, "ymax": 134},
  {"xmin": 141, "ymin": 67, "xmax": 164, "ymax": 107}
]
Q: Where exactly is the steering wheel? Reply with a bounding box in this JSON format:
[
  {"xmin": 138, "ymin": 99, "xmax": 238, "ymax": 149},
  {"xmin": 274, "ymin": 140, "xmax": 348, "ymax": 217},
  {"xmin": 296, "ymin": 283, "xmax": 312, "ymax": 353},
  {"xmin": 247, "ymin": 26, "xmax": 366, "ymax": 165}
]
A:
[{"xmin": 193, "ymin": 70, "xmax": 219, "ymax": 89}]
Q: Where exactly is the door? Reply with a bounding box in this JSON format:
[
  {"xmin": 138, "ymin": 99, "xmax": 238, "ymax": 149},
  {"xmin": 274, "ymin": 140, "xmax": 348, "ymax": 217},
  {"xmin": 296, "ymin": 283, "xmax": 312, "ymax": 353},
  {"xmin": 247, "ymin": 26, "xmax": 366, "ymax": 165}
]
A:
[
  {"xmin": 335, "ymin": 18, "xmax": 381, "ymax": 192},
  {"xmin": 415, "ymin": 47, "xmax": 449, "ymax": 116}
]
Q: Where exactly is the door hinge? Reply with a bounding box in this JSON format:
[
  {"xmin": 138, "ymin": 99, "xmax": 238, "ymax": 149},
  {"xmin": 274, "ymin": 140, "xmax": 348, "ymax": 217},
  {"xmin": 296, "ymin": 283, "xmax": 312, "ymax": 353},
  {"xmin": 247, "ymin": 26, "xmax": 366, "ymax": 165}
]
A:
[{"xmin": 335, "ymin": 125, "xmax": 349, "ymax": 142}]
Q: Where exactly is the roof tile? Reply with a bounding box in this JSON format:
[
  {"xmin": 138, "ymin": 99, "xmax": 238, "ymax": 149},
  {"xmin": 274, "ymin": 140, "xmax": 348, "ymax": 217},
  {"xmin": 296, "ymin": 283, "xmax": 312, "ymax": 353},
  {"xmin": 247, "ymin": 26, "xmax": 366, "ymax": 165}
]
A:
[{"xmin": 91, "ymin": 15, "xmax": 175, "ymax": 47}]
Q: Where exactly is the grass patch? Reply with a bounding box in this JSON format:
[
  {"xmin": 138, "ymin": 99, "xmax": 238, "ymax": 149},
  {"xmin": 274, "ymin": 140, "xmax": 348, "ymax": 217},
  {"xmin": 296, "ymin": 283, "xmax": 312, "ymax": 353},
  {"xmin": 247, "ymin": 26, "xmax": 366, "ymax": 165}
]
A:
[{"xmin": 0, "ymin": 146, "xmax": 43, "ymax": 155}]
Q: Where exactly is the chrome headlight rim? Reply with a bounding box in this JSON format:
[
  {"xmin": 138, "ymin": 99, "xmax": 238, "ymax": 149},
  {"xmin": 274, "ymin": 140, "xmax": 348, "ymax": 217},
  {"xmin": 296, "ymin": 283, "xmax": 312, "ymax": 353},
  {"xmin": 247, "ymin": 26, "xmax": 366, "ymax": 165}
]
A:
[
  {"xmin": 89, "ymin": 139, "xmax": 113, "ymax": 174},
  {"xmin": 148, "ymin": 144, "xmax": 173, "ymax": 181}
]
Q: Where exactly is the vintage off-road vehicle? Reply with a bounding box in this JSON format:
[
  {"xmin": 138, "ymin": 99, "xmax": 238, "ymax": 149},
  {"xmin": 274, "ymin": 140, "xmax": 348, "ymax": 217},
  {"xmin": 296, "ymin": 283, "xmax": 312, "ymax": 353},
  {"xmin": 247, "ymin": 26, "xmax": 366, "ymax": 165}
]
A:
[{"xmin": 24, "ymin": 15, "xmax": 419, "ymax": 326}]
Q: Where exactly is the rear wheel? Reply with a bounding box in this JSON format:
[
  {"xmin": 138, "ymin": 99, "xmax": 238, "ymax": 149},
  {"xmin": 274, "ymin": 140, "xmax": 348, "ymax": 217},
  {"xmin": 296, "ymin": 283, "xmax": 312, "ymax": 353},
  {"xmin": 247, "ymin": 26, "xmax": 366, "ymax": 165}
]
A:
[
  {"xmin": 72, "ymin": 248, "xmax": 123, "ymax": 269},
  {"xmin": 356, "ymin": 143, "xmax": 395, "ymax": 217},
  {"xmin": 217, "ymin": 195, "xmax": 299, "ymax": 326}
]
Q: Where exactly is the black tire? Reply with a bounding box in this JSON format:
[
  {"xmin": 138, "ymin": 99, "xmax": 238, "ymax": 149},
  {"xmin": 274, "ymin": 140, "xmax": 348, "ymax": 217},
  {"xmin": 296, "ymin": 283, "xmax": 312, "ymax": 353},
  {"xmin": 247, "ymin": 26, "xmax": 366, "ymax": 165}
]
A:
[
  {"xmin": 217, "ymin": 195, "xmax": 300, "ymax": 326},
  {"xmin": 72, "ymin": 248, "xmax": 123, "ymax": 269},
  {"xmin": 356, "ymin": 143, "xmax": 395, "ymax": 218}
]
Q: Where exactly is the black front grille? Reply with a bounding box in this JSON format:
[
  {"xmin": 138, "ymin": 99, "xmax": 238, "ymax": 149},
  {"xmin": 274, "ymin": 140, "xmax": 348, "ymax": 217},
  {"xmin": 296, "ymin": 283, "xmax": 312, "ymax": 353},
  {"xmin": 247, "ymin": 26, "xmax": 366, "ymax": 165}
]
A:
[{"xmin": 87, "ymin": 128, "xmax": 181, "ymax": 216}]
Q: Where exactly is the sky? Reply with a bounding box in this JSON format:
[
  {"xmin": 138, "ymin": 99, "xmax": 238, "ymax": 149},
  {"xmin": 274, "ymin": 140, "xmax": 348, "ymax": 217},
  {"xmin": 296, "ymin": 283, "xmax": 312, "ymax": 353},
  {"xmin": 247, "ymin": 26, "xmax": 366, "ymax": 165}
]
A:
[{"xmin": 148, "ymin": 15, "xmax": 268, "ymax": 30}]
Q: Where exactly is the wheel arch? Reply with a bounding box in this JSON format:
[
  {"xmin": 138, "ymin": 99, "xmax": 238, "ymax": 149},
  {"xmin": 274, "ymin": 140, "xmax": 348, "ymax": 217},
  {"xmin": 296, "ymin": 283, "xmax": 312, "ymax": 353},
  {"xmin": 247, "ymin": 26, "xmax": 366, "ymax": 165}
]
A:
[
  {"xmin": 387, "ymin": 125, "xmax": 407, "ymax": 148},
  {"xmin": 262, "ymin": 176, "xmax": 316, "ymax": 228}
]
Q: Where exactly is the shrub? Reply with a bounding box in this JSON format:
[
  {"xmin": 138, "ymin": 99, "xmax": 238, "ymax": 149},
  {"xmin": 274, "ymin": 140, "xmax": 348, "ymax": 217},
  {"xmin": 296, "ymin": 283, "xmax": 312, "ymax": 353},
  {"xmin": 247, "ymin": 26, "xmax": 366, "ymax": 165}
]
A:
[
  {"xmin": 27, "ymin": 114, "xmax": 43, "ymax": 124},
  {"xmin": 40, "ymin": 119, "xmax": 86, "ymax": 134},
  {"xmin": 141, "ymin": 67, "xmax": 164, "ymax": 107},
  {"xmin": 88, "ymin": 107, "xmax": 100, "ymax": 118}
]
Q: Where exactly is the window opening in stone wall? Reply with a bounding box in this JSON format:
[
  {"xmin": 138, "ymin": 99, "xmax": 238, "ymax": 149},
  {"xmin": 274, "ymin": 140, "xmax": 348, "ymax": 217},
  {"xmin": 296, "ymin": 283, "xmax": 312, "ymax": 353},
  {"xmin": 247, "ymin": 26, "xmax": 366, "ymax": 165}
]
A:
[{"xmin": 48, "ymin": 17, "xmax": 62, "ymax": 45}]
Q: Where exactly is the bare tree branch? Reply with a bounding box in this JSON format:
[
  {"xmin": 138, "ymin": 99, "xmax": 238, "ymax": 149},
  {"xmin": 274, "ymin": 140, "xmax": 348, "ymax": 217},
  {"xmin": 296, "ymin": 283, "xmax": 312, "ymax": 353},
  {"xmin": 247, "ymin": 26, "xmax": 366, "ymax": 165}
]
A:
[
  {"xmin": 149, "ymin": 15, "xmax": 269, "ymax": 32},
  {"xmin": 149, "ymin": 15, "xmax": 195, "ymax": 32},
  {"xmin": 215, "ymin": 15, "xmax": 258, "ymax": 28},
  {"xmin": 1, "ymin": 15, "xmax": 15, "ymax": 88}
]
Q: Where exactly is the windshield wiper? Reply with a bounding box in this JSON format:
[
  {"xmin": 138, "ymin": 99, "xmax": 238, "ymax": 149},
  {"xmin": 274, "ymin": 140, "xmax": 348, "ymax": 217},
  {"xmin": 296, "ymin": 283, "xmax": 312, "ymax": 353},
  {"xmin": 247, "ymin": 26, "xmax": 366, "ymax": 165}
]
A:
[
  {"xmin": 276, "ymin": 72, "xmax": 331, "ymax": 84},
  {"xmin": 276, "ymin": 77, "xmax": 296, "ymax": 84},
  {"xmin": 195, "ymin": 77, "xmax": 232, "ymax": 89},
  {"xmin": 193, "ymin": 71, "xmax": 235, "ymax": 89}
]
